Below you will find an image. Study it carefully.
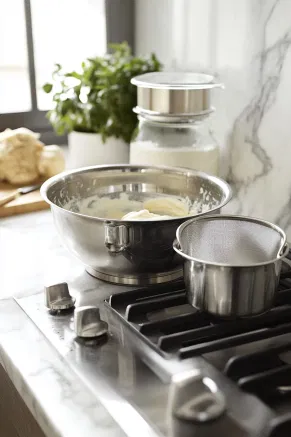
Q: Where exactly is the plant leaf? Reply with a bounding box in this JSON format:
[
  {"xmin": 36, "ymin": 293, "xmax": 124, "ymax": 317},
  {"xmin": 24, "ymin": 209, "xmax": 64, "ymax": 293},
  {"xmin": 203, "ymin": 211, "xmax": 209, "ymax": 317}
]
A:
[
  {"xmin": 43, "ymin": 83, "xmax": 53, "ymax": 93},
  {"xmin": 43, "ymin": 42, "xmax": 162, "ymax": 140}
]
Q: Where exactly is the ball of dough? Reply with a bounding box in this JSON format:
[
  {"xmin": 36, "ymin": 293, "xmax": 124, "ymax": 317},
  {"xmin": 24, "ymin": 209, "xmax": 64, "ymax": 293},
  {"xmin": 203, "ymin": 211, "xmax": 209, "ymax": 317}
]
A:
[
  {"xmin": 0, "ymin": 127, "xmax": 40, "ymax": 144},
  {"xmin": 0, "ymin": 128, "xmax": 44, "ymax": 185},
  {"xmin": 38, "ymin": 145, "xmax": 65, "ymax": 178}
]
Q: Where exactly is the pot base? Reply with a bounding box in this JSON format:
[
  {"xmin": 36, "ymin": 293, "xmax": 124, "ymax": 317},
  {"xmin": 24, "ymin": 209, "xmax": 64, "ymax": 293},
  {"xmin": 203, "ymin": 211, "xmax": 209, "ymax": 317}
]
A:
[{"xmin": 86, "ymin": 267, "xmax": 183, "ymax": 285}]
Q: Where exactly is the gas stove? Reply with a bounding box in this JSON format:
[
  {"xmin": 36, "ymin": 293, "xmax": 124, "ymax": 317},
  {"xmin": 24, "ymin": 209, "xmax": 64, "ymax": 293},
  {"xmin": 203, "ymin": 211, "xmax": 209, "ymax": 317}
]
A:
[{"xmin": 16, "ymin": 252, "xmax": 291, "ymax": 437}]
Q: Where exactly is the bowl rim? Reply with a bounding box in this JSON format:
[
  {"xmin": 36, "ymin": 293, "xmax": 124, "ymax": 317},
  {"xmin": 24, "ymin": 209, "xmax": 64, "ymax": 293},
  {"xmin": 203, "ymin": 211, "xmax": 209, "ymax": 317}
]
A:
[{"xmin": 40, "ymin": 164, "xmax": 232, "ymax": 223}]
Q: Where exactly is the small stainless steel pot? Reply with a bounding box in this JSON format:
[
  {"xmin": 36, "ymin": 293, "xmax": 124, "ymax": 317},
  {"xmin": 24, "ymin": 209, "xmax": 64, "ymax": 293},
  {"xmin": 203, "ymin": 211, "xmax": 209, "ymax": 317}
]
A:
[
  {"xmin": 173, "ymin": 215, "xmax": 289, "ymax": 317},
  {"xmin": 41, "ymin": 165, "xmax": 231, "ymax": 286}
]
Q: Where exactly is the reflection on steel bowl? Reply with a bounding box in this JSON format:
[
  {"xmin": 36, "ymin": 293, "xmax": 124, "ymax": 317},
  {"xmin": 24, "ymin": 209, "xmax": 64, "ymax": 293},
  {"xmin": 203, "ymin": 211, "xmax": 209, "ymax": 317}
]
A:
[{"xmin": 41, "ymin": 165, "xmax": 232, "ymax": 285}]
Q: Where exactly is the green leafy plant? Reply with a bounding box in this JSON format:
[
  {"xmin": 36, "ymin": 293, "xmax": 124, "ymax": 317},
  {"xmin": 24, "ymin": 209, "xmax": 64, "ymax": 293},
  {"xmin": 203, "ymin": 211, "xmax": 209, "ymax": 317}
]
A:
[{"xmin": 43, "ymin": 42, "xmax": 162, "ymax": 143}]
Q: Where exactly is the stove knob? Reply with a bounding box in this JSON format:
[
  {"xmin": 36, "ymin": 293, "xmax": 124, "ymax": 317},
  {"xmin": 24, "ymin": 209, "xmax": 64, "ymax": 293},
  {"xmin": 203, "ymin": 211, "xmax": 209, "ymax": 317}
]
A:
[
  {"xmin": 44, "ymin": 282, "xmax": 75, "ymax": 311},
  {"xmin": 74, "ymin": 306, "xmax": 108, "ymax": 338},
  {"xmin": 169, "ymin": 370, "xmax": 226, "ymax": 423}
]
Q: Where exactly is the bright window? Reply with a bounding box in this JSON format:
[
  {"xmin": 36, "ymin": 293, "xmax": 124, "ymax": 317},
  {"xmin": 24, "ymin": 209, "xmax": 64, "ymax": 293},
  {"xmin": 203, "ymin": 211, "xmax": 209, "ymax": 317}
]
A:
[
  {"xmin": 0, "ymin": 0, "xmax": 31, "ymax": 112},
  {"xmin": 31, "ymin": 0, "xmax": 106, "ymax": 110},
  {"xmin": 0, "ymin": 0, "xmax": 133, "ymax": 142}
]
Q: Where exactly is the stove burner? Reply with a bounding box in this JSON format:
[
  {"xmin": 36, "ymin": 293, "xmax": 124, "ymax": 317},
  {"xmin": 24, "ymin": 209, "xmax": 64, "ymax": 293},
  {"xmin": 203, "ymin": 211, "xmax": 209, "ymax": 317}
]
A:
[
  {"xmin": 104, "ymin": 253, "xmax": 291, "ymax": 435},
  {"xmin": 105, "ymin": 260, "xmax": 291, "ymax": 360}
]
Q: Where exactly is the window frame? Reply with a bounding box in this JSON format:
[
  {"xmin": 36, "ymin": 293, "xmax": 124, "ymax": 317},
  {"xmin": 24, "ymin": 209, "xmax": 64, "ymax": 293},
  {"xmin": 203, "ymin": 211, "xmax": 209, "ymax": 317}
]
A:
[{"xmin": 0, "ymin": 0, "xmax": 134, "ymax": 144}]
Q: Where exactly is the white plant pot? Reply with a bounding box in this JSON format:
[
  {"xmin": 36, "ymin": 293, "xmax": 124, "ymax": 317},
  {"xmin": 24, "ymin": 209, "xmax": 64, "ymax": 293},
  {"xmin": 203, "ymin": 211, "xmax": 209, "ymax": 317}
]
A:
[{"xmin": 68, "ymin": 131, "xmax": 129, "ymax": 169}]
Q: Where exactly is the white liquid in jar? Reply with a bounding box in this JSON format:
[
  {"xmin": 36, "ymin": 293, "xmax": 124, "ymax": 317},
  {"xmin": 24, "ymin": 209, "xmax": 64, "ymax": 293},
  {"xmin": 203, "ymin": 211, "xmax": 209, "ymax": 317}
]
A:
[{"xmin": 130, "ymin": 141, "xmax": 219, "ymax": 175}]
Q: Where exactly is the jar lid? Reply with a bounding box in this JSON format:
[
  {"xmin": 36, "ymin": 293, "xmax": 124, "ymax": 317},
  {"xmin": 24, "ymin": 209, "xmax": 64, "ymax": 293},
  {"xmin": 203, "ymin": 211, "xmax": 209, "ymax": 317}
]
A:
[
  {"xmin": 131, "ymin": 72, "xmax": 223, "ymax": 121},
  {"xmin": 131, "ymin": 72, "xmax": 220, "ymax": 90}
]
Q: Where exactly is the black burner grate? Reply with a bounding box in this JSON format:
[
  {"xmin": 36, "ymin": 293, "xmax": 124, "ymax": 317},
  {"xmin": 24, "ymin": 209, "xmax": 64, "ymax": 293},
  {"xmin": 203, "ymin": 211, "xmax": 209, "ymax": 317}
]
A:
[{"xmin": 105, "ymin": 253, "xmax": 291, "ymax": 360}]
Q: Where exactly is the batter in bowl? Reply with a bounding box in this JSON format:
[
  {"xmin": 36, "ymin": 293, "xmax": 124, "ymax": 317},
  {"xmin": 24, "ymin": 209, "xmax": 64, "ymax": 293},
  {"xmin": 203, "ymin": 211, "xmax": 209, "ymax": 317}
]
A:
[
  {"xmin": 122, "ymin": 197, "xmax": 189, "ymax": 220},
  {"xmin": 63, "ymin": 193, "xmax": 191, "ymax": 220}
]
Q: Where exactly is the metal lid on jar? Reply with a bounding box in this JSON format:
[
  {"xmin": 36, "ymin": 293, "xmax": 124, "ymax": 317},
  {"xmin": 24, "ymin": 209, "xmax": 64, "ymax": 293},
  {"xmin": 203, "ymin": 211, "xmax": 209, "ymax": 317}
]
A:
[{"xmin": 131, "ymin": 72, "xmax": 223, "ymax": 122}]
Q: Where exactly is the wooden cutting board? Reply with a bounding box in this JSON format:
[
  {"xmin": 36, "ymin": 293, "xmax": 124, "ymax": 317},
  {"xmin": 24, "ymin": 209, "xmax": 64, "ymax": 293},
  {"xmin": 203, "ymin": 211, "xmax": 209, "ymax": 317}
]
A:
[{"xmin": 0, "ymin": 181, "xmax": 50, "ymax": 218}]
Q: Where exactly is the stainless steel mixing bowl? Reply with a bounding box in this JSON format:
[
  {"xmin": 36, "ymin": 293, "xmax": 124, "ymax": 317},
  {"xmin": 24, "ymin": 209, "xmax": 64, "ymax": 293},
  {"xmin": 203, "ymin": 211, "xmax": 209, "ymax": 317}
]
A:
[{"xmin": 41, "ymin": 165, "xmax": 232, "ymax": 285}]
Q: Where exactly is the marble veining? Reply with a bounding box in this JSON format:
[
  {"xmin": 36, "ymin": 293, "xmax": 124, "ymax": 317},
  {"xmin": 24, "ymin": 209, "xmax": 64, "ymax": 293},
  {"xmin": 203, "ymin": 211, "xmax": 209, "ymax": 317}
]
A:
[
  {"xmin": 135, "ymin": 0, "xmax": 291, "ymax": 239},
  {"xmin": 227, "ymin": 0, "xmax": 291, "ymax": 230}
]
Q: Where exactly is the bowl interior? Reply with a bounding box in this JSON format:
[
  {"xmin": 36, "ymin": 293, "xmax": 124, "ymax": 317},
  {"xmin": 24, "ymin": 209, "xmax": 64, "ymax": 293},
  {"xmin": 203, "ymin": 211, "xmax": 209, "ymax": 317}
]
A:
[{"xmin": 43, "ymin": 166, "xmax": 231, "ymax": 220}]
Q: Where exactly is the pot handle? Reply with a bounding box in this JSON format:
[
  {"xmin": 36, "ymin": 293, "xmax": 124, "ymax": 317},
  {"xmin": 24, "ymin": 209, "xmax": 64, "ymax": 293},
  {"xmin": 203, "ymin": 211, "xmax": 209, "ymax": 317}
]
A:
[
  {"xmin": 105, "ymin": 223, "xmax": 129, "ymax": 253},
  {"xmin": 277, "ymin": 238, "xmax": 289, "ymax": 259},
  {"xmin": 173, "ymin": 239, "xmax": 183, "ymax": 255}
]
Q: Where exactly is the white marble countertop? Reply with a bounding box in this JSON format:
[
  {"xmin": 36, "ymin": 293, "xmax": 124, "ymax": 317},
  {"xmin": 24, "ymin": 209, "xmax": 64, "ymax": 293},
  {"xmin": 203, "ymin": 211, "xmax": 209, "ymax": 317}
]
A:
[
  {"xmin": 0, "ymin": 211, "xmax": 127, "ymax": 437},
  {"xmin": 0, "ymin": 210, "xmax": 84, "ymax": 300}
]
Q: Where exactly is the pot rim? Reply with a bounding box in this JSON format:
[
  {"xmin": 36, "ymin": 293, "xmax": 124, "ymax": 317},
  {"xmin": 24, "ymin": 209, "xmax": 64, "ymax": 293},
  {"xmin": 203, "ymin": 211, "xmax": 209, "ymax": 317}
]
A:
[
  {"xmin": 174, "ymin": 214, "xmax": 289, "ymax": 268},
  {"xmin": 40, "ymin": 164, "xmax": 232, "ymax": 224}
]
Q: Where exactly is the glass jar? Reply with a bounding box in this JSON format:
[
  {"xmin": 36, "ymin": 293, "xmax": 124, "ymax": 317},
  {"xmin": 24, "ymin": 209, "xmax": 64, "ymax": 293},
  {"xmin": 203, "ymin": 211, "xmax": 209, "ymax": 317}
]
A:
[
  {"xmin": 130, "ymin": 115, "xmax": 220, "ymax": 175},
  {"xmin": 130, "ymin": 72, "xmax": 223, "ymax": 176}
]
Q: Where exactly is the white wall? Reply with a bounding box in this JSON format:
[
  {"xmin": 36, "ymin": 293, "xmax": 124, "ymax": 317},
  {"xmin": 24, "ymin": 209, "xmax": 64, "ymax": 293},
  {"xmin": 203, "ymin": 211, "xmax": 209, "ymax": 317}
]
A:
[
  {"xmin": 135, "ymin": 0, "xmax": 174, "ymax": 66},
  {"xmin": 135, "ymin": 0, "xmax": 291, "ymax": 238},
  {"xmin": 135, "ymin": 0, "xmax": 254, "ymax": 177}
]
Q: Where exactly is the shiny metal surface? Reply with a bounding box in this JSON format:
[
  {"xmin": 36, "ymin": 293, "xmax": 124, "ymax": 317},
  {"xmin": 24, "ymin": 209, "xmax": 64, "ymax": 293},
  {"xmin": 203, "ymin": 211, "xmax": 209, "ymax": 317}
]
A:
[
  {"xmin": 279, "ymin": 350, "xmax": 291, "ymax": 364},
  {"xmin": 17, "ymin": 290, "xmax": 274, "ymax": 437},
  {"xmin": 44, "ymin": 282, "xmax": 75, "ymax": 310},
  {"xmin": 41, "ymin": 165, "xmax": 231, "ymax": 285},
  {"xmin": 174, "ymin": 215, "xmax": 289, "ymax": 317},
  {"xmin": 74, "ymin": 305, "xmax": 108, "ymax": 338},
  {"xmin": 86, "ymin": 267, "xmax": 182, "ymax": 285},
  {"xmin": 131, "ymin": 72, "xmax": 223, "ymax": 119},
  {"xmin": 277, "ymin": 386, "xmax": 291, "ymax": 394},
  {"xmin": 169, "ymin": 370, "xmax": 226, "ymax": 422},
  {"xmin": 133, "ymin": 106, "xmax": 215, "ymax": 123},
  {"xmin": 105, "ymin": 223, "xmax": 129, "ymax": 253}
]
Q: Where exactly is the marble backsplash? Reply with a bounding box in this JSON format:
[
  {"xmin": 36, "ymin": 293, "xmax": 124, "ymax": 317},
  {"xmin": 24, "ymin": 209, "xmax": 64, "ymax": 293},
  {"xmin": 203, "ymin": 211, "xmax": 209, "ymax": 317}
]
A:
[{"xmin": 135, "ymin": 0, "xmax": 291, "ymax": 237}]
